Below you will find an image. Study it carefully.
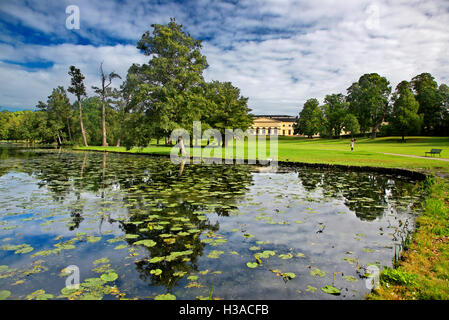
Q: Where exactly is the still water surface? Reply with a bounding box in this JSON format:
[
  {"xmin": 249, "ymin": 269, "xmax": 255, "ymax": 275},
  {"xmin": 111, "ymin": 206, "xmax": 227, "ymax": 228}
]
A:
[{"xmin": 0, "ymin": 145, "xmax": 424, "ymax": 300}]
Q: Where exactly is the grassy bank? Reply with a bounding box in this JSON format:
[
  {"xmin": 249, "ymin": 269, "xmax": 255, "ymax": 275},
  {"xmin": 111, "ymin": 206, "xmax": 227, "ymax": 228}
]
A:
[
  {"xmin": 367, "ymin": 177, "xmax": 449, "ymax": 299},
  {"xmin": 73, "ymin": 136, "xmax": 449, "ymax": 300}
]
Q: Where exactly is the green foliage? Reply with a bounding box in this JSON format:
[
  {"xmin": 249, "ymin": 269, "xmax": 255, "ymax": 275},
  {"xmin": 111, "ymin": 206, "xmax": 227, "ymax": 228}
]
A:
[
  {"xmin": 411, "ymin": 73, "xmax": 441, "ymax": 134},
  {"xmin": 380, "ymin": 267, "xmax": 418, "ymax": 287},
  {"xmin": 295, "ymin": 98, "xmax": 322, "ymax": 138},
  {"xmin": 322, "ymin": 93, "xmax": 348, "ymax": 138},
  {"xmin": 347, "ymin": 73, "xmax": 391, "ymax": 139},
  {"xmin": 391, "ymin": 81, "xmax": 423, "ymax": 141}
]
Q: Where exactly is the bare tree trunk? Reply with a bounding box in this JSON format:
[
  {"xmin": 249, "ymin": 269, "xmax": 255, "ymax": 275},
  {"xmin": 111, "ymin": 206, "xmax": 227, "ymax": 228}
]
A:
[
  {"xmin": 78, "ymin": 100, "xmax": 88, "ymax": 147},
  {"xmin": 67, "ymin": 120, "xmax": 72, "ymax": 142},
  {"xmin": 115, "ymin": 138, "xmax": 120, "ymax": 147},
  {"xmin": 101, "ymin": 101, "xmax": 108, "ymax": 147},
  {"xmin": 56, "ymin": 133, "xmax": 62, "ymax": 146}
]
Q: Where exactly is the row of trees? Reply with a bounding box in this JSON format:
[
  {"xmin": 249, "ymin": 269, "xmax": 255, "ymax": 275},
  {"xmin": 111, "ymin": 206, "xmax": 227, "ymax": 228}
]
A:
[
  {"xmin": 0, "ymin": 19, "xmax": 253, "ymax": 148},
  {"xmin": 295, "ymin": 72, "xmax": 449, "ymax": 140}
]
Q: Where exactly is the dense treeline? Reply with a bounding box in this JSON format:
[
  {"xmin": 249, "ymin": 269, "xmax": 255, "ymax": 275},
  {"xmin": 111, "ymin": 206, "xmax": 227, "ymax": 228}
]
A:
[
  {"xmin": 0, "ymin": 19, "xmax": 253, "ymax": 148},
  {"xmin": 295, "ymin": 72, "xmax": 449, "ymax": 141}
]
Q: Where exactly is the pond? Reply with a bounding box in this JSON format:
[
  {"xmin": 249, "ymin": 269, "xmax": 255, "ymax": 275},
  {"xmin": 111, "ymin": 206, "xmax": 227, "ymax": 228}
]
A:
[{"xmin": 0, "ymin": 144, "xmax": 425, "ymax": 300}]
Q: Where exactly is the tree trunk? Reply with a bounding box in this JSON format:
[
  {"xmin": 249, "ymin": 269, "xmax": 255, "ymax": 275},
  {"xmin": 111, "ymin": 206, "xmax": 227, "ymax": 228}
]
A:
[
  {"xmin": 56, "ymin": 133, "xmax": 62, "ymax": 146},
  {"xmin": 78, "ymin": 100, "xmax": 88, "ymax": 147},
  {"xmin": 115, "ymin": 138, "xmax": 120, "ymax": 147},
  {"xmin": 67, "ymin": 119, "xmax": 72, "ymax": 142},
  {"xmin": 101, "ymin": 101, "xmax": 108, "ymax": 147}
]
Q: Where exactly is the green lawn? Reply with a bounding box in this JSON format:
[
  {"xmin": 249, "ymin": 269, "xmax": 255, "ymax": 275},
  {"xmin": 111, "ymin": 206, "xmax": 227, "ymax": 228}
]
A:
[{"xmin": 74, "ymin": 136, "xmax": 449, "ymax": 174}]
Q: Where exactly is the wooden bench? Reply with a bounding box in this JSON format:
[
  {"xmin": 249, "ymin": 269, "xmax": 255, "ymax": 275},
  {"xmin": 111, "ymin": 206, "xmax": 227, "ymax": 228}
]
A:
[{"xmin": 425, "ymin": 149, "xmax": 442, "ymax": 157}]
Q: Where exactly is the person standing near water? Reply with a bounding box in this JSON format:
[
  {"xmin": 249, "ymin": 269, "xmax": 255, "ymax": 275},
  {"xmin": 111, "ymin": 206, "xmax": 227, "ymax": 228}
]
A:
[{"xmin": 350, "ymin": 138, "xmax": 355, "ymax": 151}]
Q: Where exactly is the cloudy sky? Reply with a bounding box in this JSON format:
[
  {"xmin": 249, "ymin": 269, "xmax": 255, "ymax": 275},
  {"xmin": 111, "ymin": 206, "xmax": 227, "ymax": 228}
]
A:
[{"xmin": 1, "ymin": 0, "xmax": 448, "ymax": 115}]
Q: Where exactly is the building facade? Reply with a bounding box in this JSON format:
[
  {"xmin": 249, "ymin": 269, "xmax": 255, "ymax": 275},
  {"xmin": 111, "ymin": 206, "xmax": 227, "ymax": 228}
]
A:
[{"xmin": 251, "ymin": 115, "xmax": 297, "ymax": 136}]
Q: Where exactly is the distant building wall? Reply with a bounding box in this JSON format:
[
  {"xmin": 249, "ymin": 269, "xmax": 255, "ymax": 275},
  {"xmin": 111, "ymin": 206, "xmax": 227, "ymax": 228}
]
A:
[{"xmin": 251, "ymin": 115, "xmax": 297, "ymax": 136}]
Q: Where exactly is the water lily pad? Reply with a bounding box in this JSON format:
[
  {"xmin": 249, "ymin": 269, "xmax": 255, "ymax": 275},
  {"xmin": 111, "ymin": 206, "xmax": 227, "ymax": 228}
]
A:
[
  {"xmin": 100, "ymin": 272, "xmax": 118, "ymax": 282},
  {"xmin": 321, "ymin": 285, "xmax": 341, "ymax": 295},
  {"xmin": 310, "ymin": 268, "xmax": 326, "ymax": 277},
  {"xmin": 246, "ymin": 262, "xmax": 258, "ymax": 268},
  {"xmin": 342, "ymin": 275, "xmax": 358, "ymax": 282},
  {"xmin": 149, "ymin": 256, "xmax": 164, "ymax": 263},
  {"xmin": 150, "ymin": 269, "xmax": 162, "ymax": 276},
  {"xmin": 305, "ymin": 285, "xmax": 317, "ymax": 292},
  {"xmin": 133, "ymin": 239, "xmax": 156, "ymax": 247},
  {"xmin": 93, "ymin": 257, "xmax": 110, "ymax": 265},
  {"xmin": 26, "ymin": 289, "xmax": 54, "ymax": 300},
  {"xmin": 0, "ymin": 290, "xmax": 11, "ymax": 300},
  {"xmin": 154, "ymin": 293, "xmax": 176, "ymax": 300}
]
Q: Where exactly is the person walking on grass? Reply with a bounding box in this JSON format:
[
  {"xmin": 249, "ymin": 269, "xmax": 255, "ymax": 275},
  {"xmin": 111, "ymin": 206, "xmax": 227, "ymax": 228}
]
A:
[{"xmin": 350, "ymin": 138, "xmax": 355, "ymax": 151}]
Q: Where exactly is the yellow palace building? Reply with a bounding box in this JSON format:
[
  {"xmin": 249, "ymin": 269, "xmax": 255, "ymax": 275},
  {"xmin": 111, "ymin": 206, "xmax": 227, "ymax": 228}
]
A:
[{"xmin": 251, "ymin": 115, "xmax": 297, "ymax": 136}]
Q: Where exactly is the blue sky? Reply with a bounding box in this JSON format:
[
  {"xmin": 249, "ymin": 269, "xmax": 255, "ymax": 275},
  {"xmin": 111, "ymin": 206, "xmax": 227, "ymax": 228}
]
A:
[{"xmin": 1, "ymin": 0, "xmax": 449, "ymax": 115}]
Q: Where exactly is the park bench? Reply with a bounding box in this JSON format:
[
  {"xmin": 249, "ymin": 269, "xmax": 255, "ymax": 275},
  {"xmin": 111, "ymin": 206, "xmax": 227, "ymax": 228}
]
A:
[{"xmin": 425, "ymin": 149, "xmax": 442, "ymax": 157}]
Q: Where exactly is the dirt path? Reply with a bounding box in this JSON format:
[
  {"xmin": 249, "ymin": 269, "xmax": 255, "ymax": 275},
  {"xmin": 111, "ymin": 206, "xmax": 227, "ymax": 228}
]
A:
[{"xmin": 382, "ymin": 152, "xmax": 449, "ymax": 162}]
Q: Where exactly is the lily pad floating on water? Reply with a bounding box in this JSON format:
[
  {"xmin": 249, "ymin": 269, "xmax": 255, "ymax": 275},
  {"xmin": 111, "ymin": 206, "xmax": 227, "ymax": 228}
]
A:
[
  {"xmin": 246, "ymin": 262, "xmax": 258, "ymax": 268},
  {"xmin": 133, "ymin": 239, "xmax": 157, "ymax": 247},
  {"xmin": 305, "ymin": 285, "xmax": 317, "ymax": 293},
  {"xmin": 207, "ymin": 250, "xmax": 224, "ymax": 259},
  {"xmin": 278, "ymin": 253, "xmax": 293, "ymax": 260},
  {"xmin": 93, "ymin": 257, "xmax": 110, "ymax": 265},
  {"xmin": 150, "ymin": 269, "xmax": 162, "ymax": 276},
  {"xmin": 310, "ymin": 268, "xmax": 326, "ymax": 277},
  {"xmin": 0, "ymin": 290, "xmax": 11, "ymax": 300},
  {"xmin": 321, "ymin": 285, "xmax": 341, "ymax": 295},
  {"xmin": 100, "ymin": 272, "xmax": 118, "ymax": 282},
  {"xmin": 154, "ymin": 293, "xmax": 176, "ymax": 300},
  {"xmin": 148, "ymin": 256, "xmax": 165, "ymax": 263},
  {"xmin": 342, "ymin": 275, "xmax": 358, "ymax": 282},
  {"xmin": 26, "ymin": 289, "xmax": 54, "ymax": 300}
]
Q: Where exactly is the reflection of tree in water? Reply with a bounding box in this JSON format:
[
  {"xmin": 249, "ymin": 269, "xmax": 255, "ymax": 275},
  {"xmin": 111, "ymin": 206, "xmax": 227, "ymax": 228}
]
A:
[
  {"xmin": 3, "ymin": 147, "xmax": 253, "ymax": 291},
  {"xmin": 102, "ymin": 157, "xmax": 253, "ymax": 291},
  {"xmin": 294, "ymin": 167, "xmax": 422, "ymax": 221}
]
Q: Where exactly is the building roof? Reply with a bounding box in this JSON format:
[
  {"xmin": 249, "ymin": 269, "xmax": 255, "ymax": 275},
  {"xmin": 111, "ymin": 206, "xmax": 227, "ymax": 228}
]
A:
[{"xmin": 253, "ymin": 115, "xmax": 297, "ymax": 122}]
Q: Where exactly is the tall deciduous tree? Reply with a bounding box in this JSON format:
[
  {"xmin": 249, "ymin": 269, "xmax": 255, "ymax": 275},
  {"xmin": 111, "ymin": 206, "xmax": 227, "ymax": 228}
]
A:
[
  {"xmin": 135, "ymin": 18, "xmax": 209, "ymax": 142},
  {"xmin": 295, "ymin": 98, "xmax": 322, "ymax": 138},
  {"xmin": 347, "ymin": 73, "xmax": 391, "ymax": 139},
  {"xmin": 205, "ymin": 81, "xmax": 253, "ymax": 146},
  {"xmin": 323, "ymin": 93, "xmax": 347, "ymax": 138},
  {"xmin": 92, "ymin": 62, "xmax": 121, "ymax": 146},
  {"xmin": 68, "ymin": 66, "xmax": 88, "ymax": 147},
  {"xmin": 391, "ymin": 81, "xmax": 422, "ymax": 143},
  {"xmin": 411, "ymin": 73, "xmax": 440, "ymax": 134}
]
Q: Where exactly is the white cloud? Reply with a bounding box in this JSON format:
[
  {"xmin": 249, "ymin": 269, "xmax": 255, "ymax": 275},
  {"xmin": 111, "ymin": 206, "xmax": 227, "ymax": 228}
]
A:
[{"xmin": 0, "ymin": 43, "xmax": 147, "ymax": 108}]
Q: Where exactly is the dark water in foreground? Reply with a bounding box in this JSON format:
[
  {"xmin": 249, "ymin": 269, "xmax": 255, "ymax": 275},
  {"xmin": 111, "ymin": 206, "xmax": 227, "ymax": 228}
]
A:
[{"xmin": 0, "ymin": 145, "xmax": 424, "ymax": 300}]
